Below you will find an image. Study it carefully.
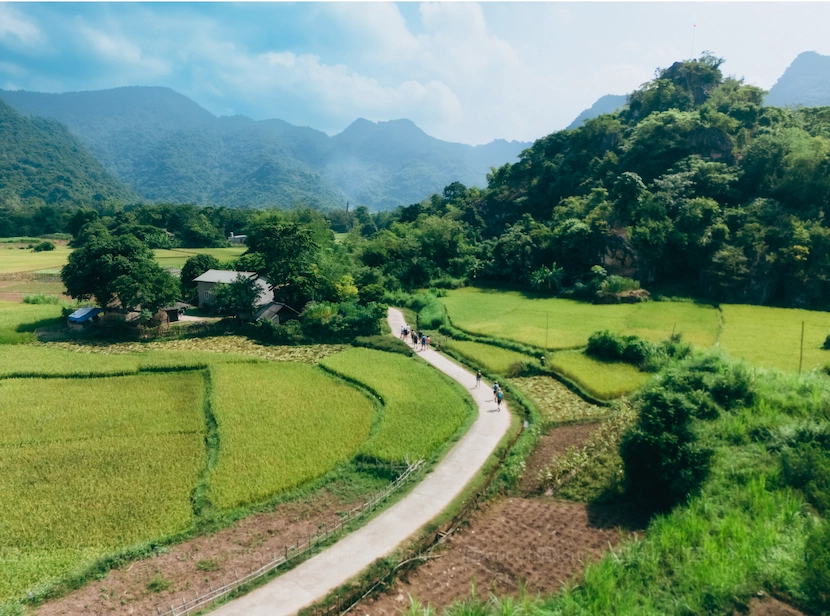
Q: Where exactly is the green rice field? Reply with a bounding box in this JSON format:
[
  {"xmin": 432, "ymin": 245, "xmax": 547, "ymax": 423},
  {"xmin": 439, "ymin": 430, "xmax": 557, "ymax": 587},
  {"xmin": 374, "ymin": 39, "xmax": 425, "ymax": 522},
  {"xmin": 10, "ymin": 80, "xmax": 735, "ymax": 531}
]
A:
[
  {"xmin": 152, "ymin": 247, "xmax": 248, "ymax": 270},
  {"xmin": 444, "ymin": 339, "xmax": 535, "ymax": 375},
  {"xmin": 550, "ymin": 350, "xmax": 653, "ymax": 401},
  {"xmin": 0, "ymin": 301, "xmax": 63, "ymax": 332},
  {"xmin": 207, "ymin": 362, "xmax": 376, "ymax": 510},
  {"xmin": 321, "ymin": 348, "xmax": 472, "ymax": 462},
  {"xmin": 442, "ymin": 287, "xmax": 720, "ymax": 350},
  {"xmin": 442, "ymin": 287, "xmax": 830, "ymax": 374}
]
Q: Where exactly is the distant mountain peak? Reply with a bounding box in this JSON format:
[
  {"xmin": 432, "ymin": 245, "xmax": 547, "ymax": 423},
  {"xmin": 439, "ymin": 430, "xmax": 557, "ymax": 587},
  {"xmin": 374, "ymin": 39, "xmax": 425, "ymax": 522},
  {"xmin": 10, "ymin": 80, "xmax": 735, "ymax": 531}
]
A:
[
  {"xmin": 566, "ymin": 94, "xmax": 628, "ymax": 130},
  {"xmin": 766, "ymin": 51, "xmax": 830, "ymax": 108}
]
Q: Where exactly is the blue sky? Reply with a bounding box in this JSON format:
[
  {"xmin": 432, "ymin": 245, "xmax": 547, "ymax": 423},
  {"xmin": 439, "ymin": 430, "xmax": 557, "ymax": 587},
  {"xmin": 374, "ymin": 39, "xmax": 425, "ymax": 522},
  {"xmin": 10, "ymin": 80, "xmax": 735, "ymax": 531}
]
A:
[{"xmin": 2, "ymin": 2, "xmax": 830, "ymax": 145}]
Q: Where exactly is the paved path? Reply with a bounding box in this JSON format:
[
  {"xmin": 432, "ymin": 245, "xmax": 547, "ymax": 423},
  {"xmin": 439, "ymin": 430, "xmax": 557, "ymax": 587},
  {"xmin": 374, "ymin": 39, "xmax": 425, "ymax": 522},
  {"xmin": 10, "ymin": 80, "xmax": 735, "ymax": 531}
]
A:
[{"xmin": 211, "ymin": 308, "xmax": 512, "ymax": 616}]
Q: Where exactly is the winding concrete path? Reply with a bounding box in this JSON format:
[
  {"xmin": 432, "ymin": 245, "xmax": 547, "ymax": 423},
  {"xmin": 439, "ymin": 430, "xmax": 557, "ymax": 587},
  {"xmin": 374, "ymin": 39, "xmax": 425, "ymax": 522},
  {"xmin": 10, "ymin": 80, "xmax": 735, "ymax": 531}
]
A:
[{"xmin": 211, "ymin": 308, "xmax": 512, "ymax": 616}]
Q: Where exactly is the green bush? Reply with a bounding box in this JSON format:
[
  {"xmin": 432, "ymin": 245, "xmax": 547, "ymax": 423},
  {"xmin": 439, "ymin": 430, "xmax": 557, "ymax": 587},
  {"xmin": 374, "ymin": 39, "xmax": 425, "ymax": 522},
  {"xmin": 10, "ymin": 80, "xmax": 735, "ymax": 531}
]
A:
[
  {"xmin": 243, "ymin": 319, "xmax": 305, "ymax": 345},
  {"xmin": 804, "ymin": 522, "xmax": 830, "ymax": 610},
  {"xmin": 32, "ymin": 240, "xmax": 55, "ymax": 252},
  {"xmin": 587, "ymin": 330, "xmax": 691, "ymax": 372},
  {"xmin": 301, "ymin": 301, "xmax": 386, "ymax": 342},
  {"xmin": 23, "ymin": 294, "xmax": 64, "ymax": 305},
  {"xmin": 353, "ymin": 335, "xmax": 414, "ymax": 356},
  {"xmin": 823, "ymin": 334, "xmax": 830, "ymax": 351},
  {"xmin": 781, "ymin": 442, "xmax": 830, "ymax": 514},
  {"xmin": 620, "ymin": 387, "xmax": 714, "ymax": 511},
  {"xmin": 600, "ymin": 275, "xmax": 640, "ymax": 294}
]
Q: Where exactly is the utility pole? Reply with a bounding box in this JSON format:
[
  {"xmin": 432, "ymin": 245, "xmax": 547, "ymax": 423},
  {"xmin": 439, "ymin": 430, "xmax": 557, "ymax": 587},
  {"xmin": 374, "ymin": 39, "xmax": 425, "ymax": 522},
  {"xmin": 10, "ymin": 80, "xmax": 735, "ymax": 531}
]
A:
[
  {"xmin": 799, "ymin": 321, "xmax": 805, "ymax": 374},
  {"xmin": 545, "ymin": 313, "xmax": 549, "ymax": 353}
]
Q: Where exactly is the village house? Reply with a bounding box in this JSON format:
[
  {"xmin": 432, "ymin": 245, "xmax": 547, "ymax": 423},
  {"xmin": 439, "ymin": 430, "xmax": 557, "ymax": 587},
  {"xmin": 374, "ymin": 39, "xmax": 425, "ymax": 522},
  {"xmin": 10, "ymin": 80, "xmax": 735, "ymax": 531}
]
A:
[{"xmin": 192, "ymin": 269, "xmax": 273, "ymax": 308}]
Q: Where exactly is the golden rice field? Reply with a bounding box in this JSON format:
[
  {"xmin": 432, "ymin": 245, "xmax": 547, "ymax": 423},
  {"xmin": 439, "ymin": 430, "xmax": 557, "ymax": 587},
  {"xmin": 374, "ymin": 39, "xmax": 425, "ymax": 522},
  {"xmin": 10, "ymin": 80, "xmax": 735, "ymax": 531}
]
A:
[
  {"xmin": 206, "ymin": 362, "xmax": 376, "ymax": 510},
  {"xmin": 0, "ymin": 373, "xmax": 205, "ymax": 601},
  {"xmin": 321, "ymin": 347, "xmax": 472, "ymax": 462}
]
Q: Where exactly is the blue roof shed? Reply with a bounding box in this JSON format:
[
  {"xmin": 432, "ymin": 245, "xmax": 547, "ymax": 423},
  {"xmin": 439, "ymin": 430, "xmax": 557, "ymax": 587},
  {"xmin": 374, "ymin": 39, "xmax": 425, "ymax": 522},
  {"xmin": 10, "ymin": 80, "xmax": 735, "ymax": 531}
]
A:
[{"xmin": 67, "ymin": 307, "xmax": 103, "ymax": 323}]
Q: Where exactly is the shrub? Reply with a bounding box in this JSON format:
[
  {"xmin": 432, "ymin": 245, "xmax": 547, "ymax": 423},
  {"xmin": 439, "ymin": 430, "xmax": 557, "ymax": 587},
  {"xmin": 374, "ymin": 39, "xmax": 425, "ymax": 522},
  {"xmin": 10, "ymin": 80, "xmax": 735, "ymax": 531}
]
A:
[
  {"xmin": 23, "ymin": 294, "xmax": 64, "ymax": 305},
  {"xmin": 244, "ymin": 319, "xmax": 305, "ymax": 345},
  {"xmin": 781, "ymin": 442, "xmax": 830, "ymax": 514},
  {"xmin": 824, "ymin": 334, "xmax": 830, "ymax": 350},
  {"xmin": 353, "ymin": 335, "xmax": 414, "ymax": 356},
  {"xmin": 146, "ymin": 572, "xmax": 171, "ymax": 593},
  {"xmin": 620, "ymin": 387, "xmax": 714, "ymax": 511},
  {"xmin": 587, "ymin": 330, "xmax": 692, "ymax": 373},
  {"xmin": 32, "ymin": 240, "xmax": 56, "ymax": 252},
  {"xmin": 600, "ymin": 275, "xmax": 640, "ymax": 294},
  {"xmin": 804, "ymin": 522, "xmax": 830, "ymax": 610},
  {"xmin": 586, "ymin": 330, "xmax": 627, "ymax": 361},
  {"xmin": 301, "ymin": 301, "xmax": 386, "ymax": 342}
]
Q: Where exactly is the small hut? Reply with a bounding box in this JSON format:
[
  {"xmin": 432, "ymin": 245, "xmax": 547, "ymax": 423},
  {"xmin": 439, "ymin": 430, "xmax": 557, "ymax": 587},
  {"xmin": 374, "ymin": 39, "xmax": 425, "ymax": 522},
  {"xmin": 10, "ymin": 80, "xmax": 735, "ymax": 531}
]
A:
[{"xmin": 67, "ymin": 307, "xmax": 103, "ymax": 331}]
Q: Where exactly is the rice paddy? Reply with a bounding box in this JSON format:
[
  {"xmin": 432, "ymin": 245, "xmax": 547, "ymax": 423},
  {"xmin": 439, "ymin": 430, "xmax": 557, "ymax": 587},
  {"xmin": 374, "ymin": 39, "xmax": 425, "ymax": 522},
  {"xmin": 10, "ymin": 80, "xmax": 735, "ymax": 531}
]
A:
[
  {"xmin": 206, "ymin": 362, "xmax": 376, "ymax": 510},
  {"xmin": 444, "ymin": 339, "xmax": 536, "ymax": 375},
  {"xmin": 550, "ymin": 350, "xmax": 652, "ymax": 401},
  {"xmin": 0, "ymin": 373, "xmax": 205, "ymax": 601},
  {"xmin": 0, "ymin": 245, "xmax": 72, "ymax": 274},
  {"xmin": 441, "ymin": 287, "xmax": 720, "ymax": 350},
  {"xmin": 321, "ymin": 347, "xmax": 472, "ymax": 462}
]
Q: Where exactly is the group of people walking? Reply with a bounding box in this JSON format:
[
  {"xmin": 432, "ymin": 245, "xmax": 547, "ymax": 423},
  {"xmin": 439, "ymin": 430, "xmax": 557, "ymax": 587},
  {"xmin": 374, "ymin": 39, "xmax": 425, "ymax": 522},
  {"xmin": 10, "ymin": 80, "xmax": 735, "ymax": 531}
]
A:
[
  {"xmin": 474, "ymin": 370, "xmax": 503, "ymax": 410},
  {"xmin": 400, "ymin": 324, "xmax": 430, "ymax": 350}
]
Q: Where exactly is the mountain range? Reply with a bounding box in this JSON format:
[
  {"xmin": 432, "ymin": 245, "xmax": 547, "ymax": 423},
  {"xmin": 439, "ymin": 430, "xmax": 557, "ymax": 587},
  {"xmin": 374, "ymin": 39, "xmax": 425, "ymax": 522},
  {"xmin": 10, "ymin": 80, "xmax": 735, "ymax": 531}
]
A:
[{"xmin": 0, "ymin": 87, "xmax": 529, "ymax": 211}]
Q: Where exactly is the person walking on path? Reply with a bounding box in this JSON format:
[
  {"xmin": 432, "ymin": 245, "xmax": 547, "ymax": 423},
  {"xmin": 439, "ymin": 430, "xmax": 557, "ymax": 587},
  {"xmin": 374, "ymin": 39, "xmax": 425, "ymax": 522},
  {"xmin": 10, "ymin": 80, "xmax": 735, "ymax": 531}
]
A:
[
  {"xmin": 493, "ymin": 382, "xmax": 500, "ymax": 403},
  {"xmin": 496, "ymin": 388, "xmax": 504, "ymax": 411},
  {"xmin": 475, "ymin": 370, "xmax": 482, "ymax": 388},
  {"xmin": 421, "ymin": 334, "xmax": 427, "ymax": 350},
  {"xmin": 426, "ymin": 335, "xmax": 431, "ymax": 350}
]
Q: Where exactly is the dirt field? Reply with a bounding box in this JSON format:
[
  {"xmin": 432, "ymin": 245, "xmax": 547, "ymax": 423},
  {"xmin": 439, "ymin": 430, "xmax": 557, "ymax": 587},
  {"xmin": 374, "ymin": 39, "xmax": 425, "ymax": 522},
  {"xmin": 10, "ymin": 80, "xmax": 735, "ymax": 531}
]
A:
[
  {"xmin": 521, "ymin": 423, "xmax": 598, "ymax": 494},
  {"xmin": 357, "ymin": 497, "xmax": 643, "ymax": 614},
  {"xmin": 35, "ymin": 491, "xmax": 364, "ymax": 616},
  {"xmin": 744, "ymin": 596, "xmax": 806, "ymax": 616}
]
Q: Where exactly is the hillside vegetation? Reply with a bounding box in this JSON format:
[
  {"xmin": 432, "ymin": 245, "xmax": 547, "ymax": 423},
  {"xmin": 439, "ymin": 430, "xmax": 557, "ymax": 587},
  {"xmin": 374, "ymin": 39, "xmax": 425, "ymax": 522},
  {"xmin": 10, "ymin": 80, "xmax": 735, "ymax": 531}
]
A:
[{"xmin": 0, "ymin": 99, "xmax": 135, "ymax": 210}]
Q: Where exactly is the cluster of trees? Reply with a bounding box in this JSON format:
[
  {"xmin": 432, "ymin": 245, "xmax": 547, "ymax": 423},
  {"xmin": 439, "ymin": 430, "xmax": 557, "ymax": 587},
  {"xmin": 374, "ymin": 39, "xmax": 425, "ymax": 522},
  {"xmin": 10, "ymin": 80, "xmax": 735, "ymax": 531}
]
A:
[{"xmin": 328, "ymin": 54, "xmax": 830, "ymax": 308}]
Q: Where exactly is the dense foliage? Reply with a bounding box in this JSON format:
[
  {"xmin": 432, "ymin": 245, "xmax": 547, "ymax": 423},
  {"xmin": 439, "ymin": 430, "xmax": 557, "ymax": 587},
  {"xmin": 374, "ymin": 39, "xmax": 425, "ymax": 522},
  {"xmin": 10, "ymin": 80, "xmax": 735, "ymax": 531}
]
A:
[
  {"xmin": 0, "ymin": 98, "xmax": 135, "ymax": 220},
  {"xmin": 334, "ymin": 54, "xmax": 830, "ymax": 308}
]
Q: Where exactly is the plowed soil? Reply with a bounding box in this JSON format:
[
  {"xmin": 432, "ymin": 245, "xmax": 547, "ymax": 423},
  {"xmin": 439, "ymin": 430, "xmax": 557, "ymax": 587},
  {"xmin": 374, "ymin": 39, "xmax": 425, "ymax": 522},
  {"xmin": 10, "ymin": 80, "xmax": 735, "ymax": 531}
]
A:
[
  {"xmin": 744, "ymin": 596, "xmax": 806, "ymax": 616},
  {"xmin": 35, "ymin": 492, "xmax": 363, "ymax": 616},
  {"xmin": 521, "ymin": 423, "xmax": 598, "ymax": 494},
  {"xmin": 357, "ymin": 497, "xmax": 643, "ymax": 614}
]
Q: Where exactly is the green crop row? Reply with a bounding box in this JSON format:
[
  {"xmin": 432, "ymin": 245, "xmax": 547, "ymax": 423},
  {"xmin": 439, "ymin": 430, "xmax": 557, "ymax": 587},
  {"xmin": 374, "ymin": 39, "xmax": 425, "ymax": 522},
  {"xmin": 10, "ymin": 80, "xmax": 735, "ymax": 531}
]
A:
[
  {"xmin": 206, "ymin": 362, "xmax": 376, "ymax": 510},
  {"xmin": 321, "ymin": 347, "xmax": 471, "ymax": 463}
]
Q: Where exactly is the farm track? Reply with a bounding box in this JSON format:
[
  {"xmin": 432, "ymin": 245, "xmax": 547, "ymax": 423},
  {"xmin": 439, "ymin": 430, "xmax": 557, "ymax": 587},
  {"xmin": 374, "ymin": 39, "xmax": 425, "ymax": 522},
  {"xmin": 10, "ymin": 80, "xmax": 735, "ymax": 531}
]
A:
[{"xmin": 209, "ymin": 308, "xmax": 512, "ymax": 616}]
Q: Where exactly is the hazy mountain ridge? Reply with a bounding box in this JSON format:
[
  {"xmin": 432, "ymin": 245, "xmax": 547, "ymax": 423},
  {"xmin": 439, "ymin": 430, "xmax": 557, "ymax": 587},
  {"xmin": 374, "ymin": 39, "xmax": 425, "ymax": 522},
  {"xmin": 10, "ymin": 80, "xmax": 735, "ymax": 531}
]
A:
[
  {"xmin": 0, "ymin": 97, "xmax": 137, "ymax": 209},
  {"xmin": 0, "ymin": 87, "xmax": 529, "ymax": 210},
  {"xmin": 566, "ymin": 94, "xmax": 628, "ymax": 130},
  {"xmin": 765, "ymin": 51, "xmax": 830, "ymax": 108}
]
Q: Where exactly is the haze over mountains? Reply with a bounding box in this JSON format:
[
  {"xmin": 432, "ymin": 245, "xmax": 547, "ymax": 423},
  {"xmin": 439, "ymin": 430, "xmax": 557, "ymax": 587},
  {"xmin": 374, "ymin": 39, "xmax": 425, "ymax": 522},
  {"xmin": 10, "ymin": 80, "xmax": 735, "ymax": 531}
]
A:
[{"xmin": 0, "ymin": 87, "xmax": 529, "ymax": 211}]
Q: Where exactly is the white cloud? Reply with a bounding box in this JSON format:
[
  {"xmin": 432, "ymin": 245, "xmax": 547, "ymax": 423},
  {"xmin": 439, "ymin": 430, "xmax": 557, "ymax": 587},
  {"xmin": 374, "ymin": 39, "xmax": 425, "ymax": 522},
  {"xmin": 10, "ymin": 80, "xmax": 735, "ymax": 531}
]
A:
[
  {"xmin": 78, "ymin": 22, "xmax": 169, "ymax": 76},
  {"xmin": 0, "ymin": 4, "xmax": 42, "ymax": 47}
]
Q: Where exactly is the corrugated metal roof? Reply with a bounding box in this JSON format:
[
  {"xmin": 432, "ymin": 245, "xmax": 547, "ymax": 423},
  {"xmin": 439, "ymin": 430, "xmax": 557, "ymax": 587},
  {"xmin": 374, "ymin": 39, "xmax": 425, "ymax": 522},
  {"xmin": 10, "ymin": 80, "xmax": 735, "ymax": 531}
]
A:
[
  {"xmin": 67, "ymin": 307, "xmax": 103, "ymax": 323},
  {"xmin": 192, "ymin": 269, "xmax": 259, "ymax": 284}
]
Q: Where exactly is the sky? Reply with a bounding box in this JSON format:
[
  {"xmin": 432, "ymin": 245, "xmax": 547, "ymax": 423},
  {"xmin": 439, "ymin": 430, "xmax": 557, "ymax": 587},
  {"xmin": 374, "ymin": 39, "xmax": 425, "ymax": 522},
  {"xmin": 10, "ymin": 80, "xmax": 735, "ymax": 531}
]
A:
[{"xmin": 1, "ymin": 2, "xmax": 830, "ymax": 146}]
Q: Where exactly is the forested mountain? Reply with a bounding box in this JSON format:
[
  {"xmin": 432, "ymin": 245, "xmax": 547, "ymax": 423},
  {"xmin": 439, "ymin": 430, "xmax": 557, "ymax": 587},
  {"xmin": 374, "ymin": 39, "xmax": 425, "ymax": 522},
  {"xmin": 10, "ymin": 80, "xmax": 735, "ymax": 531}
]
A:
[
  {"xmin": 353, "ymin": 53, "xmax": 830, "ymax": 308},
  {"xmin": 0, "ymin": 87, "xmax": 528, "ymax": 211},
  {"xmin": 0, "ymin": 98, "xmax": 136, "ymax": 210},
  {"xmin": 566, "ymin": 94, "xmax": 628, "ymax": 130},
  {"xmin": 766, "ymin": 51, "xmax": 830, "ymax": 108}
]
